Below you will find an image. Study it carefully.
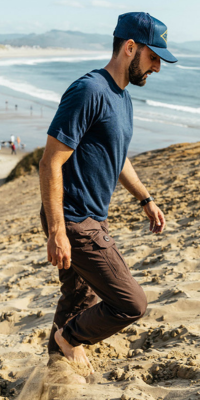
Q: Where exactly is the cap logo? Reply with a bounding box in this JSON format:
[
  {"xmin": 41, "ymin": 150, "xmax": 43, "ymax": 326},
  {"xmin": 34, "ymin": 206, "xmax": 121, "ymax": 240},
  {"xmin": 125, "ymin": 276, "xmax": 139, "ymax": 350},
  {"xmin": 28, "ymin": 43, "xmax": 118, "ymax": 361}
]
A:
[{"xmin": 160, "ymin": 29, "xmax": 167, "ymax": 44}]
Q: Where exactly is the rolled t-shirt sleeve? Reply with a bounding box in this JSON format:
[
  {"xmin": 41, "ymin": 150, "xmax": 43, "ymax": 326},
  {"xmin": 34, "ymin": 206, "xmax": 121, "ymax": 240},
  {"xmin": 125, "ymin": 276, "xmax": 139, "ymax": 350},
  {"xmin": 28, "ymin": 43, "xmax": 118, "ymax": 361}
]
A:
[{"xmin": 47, "ymin": 80, "xmax": 101, "ymax": 149}]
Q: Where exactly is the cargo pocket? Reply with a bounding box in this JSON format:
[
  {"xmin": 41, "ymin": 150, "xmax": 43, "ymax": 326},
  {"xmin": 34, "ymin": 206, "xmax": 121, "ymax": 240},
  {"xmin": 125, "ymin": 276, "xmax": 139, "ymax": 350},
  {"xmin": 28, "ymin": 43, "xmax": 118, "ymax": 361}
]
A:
[
  {"xmin": 92, "ymin": 232, "xmax": 115, "ymax": 248},
  {"xmin": 91, "ymin": 231, "xmax": 130, "ymax": 282}
]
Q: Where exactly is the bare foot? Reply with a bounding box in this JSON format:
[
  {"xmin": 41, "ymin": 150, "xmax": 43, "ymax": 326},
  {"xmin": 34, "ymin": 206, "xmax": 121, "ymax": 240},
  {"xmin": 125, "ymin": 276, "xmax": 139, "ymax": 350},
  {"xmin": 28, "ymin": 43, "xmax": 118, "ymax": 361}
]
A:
[
  {"xmin": 47, "ymin": 353, "xmax": 87, "ymax": 385},
  {"xmin": 54, "ymin": 328, "xmax": 94, "ymax": 375}
]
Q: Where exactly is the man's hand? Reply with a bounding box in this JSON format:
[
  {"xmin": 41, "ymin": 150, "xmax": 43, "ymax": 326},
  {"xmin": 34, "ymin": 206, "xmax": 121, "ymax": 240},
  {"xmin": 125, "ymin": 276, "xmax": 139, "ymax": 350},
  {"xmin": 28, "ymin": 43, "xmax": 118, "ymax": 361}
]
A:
[
  {"xmin": 119, "ymin": 159, "xmax": 165, "ymax": 234},
  {"xmin": 47, "ymin": 229, "xmax": 71, "ymax": 269},
  {"xmin": 143, "ymin": 201, "xmax": 165, "ymax": 233}
]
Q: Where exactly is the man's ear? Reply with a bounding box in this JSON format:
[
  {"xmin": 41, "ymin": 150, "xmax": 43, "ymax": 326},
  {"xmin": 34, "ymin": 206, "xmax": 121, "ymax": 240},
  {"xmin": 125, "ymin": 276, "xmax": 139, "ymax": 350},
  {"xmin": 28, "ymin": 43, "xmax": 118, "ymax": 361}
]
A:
[{"xmin": 124, "ymin": 39, "xmax": 137, "ymax": 57}]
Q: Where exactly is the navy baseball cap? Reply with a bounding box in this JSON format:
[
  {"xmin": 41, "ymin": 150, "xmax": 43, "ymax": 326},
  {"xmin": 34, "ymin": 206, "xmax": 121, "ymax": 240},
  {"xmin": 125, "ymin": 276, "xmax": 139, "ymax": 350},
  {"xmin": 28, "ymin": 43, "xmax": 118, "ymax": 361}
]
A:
[{"xmin": 114, "ymin": 12, "xmax": 178, "ymax": 63}]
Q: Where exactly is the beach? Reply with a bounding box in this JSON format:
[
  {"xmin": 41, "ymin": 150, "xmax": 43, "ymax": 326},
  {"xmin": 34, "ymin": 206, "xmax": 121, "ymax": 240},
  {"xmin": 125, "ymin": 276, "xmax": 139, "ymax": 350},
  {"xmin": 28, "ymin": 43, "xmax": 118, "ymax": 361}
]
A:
[
  {"xmin": 0, "ymin": 46, "xmax": 200, "ymax": 153},
  {"xmin": 0, "ymin": 141, "xmax": 200, "ymax": 400},
  {"xmin": 0, "ymin": 147, "xmax": 26, "ymax": 186},
  {"xmin": 0, "ymin": 47, "xmax": 110, "ymax": 152},
  {"xmin": 0, "ymin": 46, "xmax": 110, "ymax": 59}
]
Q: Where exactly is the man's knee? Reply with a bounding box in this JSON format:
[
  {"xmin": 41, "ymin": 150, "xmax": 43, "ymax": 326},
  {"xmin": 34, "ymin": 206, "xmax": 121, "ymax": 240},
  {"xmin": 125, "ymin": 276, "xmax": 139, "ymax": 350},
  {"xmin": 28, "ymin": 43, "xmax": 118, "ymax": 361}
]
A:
[
  {"xmin": 135, "ymin": 290, "xmax": 147, "ymax": 318},
  {"xmin": 127, "ymin": 286, "xmax": 147, "ymax": 318}
]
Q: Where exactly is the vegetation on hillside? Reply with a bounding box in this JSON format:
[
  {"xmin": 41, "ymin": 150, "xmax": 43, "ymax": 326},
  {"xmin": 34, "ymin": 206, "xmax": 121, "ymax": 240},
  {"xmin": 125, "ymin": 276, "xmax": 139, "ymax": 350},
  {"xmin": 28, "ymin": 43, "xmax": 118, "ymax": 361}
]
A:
[{"xmin": 6, "ymin": 147, "xmax": 44, "ymax": 183}]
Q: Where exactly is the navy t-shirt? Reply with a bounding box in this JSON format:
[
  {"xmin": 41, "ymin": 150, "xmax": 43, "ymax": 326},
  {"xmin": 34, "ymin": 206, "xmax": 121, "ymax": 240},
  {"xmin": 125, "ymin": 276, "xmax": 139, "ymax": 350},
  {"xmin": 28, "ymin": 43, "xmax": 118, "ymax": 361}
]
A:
[{"xmin": 47, "ymin": 69, "xmax": 133, "ymax": 222}]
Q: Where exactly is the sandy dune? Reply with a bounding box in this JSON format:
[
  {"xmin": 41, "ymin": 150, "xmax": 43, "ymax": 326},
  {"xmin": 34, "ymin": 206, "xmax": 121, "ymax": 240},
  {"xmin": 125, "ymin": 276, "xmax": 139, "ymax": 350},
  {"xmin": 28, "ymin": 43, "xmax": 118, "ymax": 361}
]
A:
[{"xmin": 0, "ymin": 141, "xmax": 200, "ymax": 400}]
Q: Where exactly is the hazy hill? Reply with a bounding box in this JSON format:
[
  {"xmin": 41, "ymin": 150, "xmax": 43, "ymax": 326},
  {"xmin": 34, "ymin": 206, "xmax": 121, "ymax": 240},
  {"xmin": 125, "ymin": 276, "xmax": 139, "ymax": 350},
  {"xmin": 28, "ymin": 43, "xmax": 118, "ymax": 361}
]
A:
[
  {"xmin": 168, "ymin": 40, "xmax": 200, "ymax": 54},
  {"xmin": 0, "ymin": 30, "xmax": 112, "ymax": 51},
  {"xmin": 1, "ymin": 31, "xmax": 200, "ymax": 53},
  {"xmin": 0, "ymin": 33, "xmax": 26, "ymax": 41}
]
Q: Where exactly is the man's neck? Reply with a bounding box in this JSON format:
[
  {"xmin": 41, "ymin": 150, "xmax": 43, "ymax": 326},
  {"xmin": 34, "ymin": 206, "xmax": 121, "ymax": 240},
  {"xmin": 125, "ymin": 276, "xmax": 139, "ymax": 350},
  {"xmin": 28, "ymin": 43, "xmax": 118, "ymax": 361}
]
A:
[{"xmin": 104, "ymin": 58, "xmax": 129, "ymax": 90}]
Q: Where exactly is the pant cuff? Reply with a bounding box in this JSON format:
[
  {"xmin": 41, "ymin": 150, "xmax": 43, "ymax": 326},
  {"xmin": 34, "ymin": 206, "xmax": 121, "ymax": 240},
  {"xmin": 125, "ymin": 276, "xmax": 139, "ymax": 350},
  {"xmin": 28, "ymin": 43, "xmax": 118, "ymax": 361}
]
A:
[{"xmin": 62, "ymin": 325, "xmax": 82, "ymax": 347}]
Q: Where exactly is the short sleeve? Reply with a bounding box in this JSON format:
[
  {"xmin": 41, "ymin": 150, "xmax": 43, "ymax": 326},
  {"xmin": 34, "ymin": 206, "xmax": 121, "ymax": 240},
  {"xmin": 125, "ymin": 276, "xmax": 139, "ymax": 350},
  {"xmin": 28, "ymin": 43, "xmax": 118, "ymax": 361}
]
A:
[{"xmin": 47, "ymin": 80, "xmax": 102, "ymax": 150}]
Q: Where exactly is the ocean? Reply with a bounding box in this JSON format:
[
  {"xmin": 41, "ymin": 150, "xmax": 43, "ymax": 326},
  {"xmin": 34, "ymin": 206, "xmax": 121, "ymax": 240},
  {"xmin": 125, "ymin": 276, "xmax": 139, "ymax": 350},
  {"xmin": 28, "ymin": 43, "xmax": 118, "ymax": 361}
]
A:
[{"xmin": 0, "ymin": 52, "xmax": 199, "ymax": 153}]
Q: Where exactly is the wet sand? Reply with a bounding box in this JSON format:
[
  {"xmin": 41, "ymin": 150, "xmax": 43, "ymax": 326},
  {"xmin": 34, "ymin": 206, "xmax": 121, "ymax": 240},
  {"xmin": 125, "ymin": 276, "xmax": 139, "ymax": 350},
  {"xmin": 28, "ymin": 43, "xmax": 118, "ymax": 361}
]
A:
[{"xmin": 0, "ymin": 141, "xmax": 200, "ymax": 400}]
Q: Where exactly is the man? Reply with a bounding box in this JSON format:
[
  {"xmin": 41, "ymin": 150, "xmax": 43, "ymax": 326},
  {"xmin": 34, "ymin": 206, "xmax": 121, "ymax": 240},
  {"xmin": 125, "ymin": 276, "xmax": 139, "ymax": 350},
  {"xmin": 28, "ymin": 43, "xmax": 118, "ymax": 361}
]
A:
[{"xmin": 39, "ymin": 12, "xmax": 177, "ymax": 373}]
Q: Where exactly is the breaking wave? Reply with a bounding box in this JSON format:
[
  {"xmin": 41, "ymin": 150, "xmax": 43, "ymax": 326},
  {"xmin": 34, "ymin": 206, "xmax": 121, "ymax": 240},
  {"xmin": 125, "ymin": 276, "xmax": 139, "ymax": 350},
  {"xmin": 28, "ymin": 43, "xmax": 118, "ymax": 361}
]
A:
[
  {"xmin": 0, "ymin": 54, "xmax": 110, "ymax": 67},
  {"xmin": 176, "ymin": 65, "xmax": 200, "ymax": 70},
  {"xmin": 146, "ymin": 99, "xmax": 200, "ymax": 114},
  {"xmin": 0, "ymin": 76, "xmax": 60, "ymax": 102},
  {"xmin": 131, "ymin": 96, "xmax": 200, "ymax": 114}
]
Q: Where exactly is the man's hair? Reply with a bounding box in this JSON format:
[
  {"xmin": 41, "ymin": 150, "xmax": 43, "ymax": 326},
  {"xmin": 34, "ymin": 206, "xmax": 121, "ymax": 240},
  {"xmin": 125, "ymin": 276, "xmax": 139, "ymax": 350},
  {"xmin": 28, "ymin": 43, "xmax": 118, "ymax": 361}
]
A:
[
  {"xmin": 113, "ymin": 37, "xmax": 145, "ymax": 56},
  {"xmin": 113, "ymin": 37, "xmax": 126, "ymax": 56}
]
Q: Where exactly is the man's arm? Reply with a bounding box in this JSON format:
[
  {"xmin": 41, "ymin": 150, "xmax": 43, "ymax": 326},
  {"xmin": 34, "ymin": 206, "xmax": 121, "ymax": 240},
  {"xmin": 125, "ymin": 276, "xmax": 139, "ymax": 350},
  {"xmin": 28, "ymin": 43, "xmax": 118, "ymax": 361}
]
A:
[
  {"xmin": 39, "ymin": 135, "xmax": 74, "ymax": 269},
  {"xmin": 119, "ymin": 157, "xmax": 165, "ymax": 233}
]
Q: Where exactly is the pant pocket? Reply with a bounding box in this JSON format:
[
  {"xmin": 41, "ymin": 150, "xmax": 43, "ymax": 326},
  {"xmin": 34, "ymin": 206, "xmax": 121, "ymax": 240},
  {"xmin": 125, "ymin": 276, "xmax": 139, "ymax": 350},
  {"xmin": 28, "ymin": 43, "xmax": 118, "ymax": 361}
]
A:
[{"xmin": 91, "ymin": 231, "xmax": 130, "ymax": 282}]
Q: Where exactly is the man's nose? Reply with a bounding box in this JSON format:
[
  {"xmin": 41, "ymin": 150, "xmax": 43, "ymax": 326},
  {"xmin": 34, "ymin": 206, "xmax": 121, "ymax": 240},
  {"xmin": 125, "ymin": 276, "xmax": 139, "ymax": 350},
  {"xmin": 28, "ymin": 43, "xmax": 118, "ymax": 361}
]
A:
[{"xmin": 153, "ymin": 58, "xmax": 161, "ymax": 73}]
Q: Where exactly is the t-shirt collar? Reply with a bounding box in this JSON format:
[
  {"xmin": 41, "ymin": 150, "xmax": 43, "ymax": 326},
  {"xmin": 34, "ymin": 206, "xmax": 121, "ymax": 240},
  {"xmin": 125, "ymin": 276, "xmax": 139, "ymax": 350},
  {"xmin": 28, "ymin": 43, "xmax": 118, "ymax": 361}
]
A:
[{"xmin": 98, "ymin": 68, "xmax": 125, "ymax": 97}]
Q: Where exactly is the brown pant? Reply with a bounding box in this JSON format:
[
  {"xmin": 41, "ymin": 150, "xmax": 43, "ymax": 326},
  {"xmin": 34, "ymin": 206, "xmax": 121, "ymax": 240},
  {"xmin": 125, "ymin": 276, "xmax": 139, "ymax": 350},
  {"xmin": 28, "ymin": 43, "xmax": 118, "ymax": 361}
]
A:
[{"xmin": 40, "ymin": 205, "xmax": 147, "ymax": 353}]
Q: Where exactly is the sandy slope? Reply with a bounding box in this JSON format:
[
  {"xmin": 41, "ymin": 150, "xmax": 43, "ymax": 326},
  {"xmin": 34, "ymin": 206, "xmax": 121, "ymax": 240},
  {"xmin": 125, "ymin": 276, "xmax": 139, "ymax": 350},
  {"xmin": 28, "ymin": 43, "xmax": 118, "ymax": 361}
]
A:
[{"xmin": 0, "ymin": 141, "xmax": 200, "ymax": 400}]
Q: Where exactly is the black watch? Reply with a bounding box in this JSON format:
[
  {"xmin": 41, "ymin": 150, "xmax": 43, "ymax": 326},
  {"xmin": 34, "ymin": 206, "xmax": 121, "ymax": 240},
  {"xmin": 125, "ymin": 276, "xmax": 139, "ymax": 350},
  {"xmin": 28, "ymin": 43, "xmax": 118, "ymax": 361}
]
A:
[{"xmin": 140, "ymin": 196, "xmax": 154, "ymax": 207}]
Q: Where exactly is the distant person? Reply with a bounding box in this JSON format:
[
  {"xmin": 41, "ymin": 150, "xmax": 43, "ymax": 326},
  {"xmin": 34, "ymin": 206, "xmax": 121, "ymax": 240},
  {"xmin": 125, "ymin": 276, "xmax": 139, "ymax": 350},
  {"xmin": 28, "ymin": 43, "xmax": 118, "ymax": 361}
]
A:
[
  {"xmin": 11, "ymin": 142, "xmax": 16, "ymax": 155},
  {"xmin": 17, "ymin": 136, "xmax": 21, "ymax": 148},
  {"xmin": 39, "ymin": 12, "xmax": 177, "ymax": 372},
  {"xmin": 15, "ymin": 104, "xmax": 18, "ymax": 111},
  {"xmin": 10, "ymin": 135, "xmax": 15, "ymax": 144},
  {"xmin": 5, "ymin": 101, "xmax": 8, "ymax": 111},
  {"xmin": 30, "ymin": 106, "xmax": 33, "ymax": 116}
]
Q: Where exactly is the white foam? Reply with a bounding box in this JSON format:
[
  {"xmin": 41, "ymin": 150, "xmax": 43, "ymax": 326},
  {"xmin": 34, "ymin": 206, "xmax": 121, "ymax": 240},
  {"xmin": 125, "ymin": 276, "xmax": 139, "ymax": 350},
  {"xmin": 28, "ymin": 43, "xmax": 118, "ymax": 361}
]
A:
[
  {"xmin": 172, "ymin": 54, "xmax": 200, "ymax": 58},
  {"xmin": 0, "ymin": 54, "xmax": 110, "ymax": 67},
  {"xmin": 176, "ymin": 64, "xmax": 200, "ymax": 70},
  {"xmin": 0, "ymin": 76, "xmax": 60, "ymax": 103},
  {"xmin": 146, "ymin": 99, "xmax": 200, "ymax": 114},
  {"xmin": 134, "ymin": 116, "xmax": 188, "ymax": 128}
]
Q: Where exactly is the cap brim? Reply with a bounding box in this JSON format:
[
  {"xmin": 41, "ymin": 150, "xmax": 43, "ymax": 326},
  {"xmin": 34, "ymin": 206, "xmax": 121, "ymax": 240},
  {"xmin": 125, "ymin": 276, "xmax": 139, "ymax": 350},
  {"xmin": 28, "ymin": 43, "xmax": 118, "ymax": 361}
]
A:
[{"xmin": 147, "ymin": 45, "xmax": 178, "ymax": 63}]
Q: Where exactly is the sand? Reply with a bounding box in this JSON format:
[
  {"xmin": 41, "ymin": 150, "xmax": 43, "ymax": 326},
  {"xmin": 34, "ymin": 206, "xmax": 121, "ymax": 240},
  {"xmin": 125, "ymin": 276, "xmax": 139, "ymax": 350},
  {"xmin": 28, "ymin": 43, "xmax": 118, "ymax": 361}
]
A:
[
  {"xmin": 0, "ymin": 46, "xmax": 110, "ymax": 59},
  {"xmin": 0, "ymin": 141, "xmax": 200, "ymax": 400},
  {"xmin": 0, "ymin": 148, "xmax": 26, "ymax": 186}
]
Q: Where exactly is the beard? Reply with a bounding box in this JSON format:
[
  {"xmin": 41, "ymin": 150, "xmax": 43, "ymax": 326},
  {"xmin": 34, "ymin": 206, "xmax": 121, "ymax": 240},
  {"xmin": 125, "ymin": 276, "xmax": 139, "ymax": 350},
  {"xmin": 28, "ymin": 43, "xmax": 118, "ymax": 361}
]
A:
[{"xmin": 129, "ymin": 49, "xmax": 151, "ymax": 87}]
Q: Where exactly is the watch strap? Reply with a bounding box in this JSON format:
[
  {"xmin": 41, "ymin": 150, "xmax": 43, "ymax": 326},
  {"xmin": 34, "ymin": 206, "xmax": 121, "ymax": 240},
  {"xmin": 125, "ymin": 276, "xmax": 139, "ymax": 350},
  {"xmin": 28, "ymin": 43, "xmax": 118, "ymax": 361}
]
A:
[{"xmin": 140, "ymin": 196, "xmax": 154, "ymax": 207}]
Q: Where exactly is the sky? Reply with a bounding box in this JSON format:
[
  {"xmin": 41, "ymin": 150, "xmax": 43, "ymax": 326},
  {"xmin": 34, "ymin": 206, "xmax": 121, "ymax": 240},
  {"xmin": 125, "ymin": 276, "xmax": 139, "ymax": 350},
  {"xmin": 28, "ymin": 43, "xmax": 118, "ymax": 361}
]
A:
[{"xmin": 1, "ymin": 0, "xmax": 200, "ymax": 42}]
